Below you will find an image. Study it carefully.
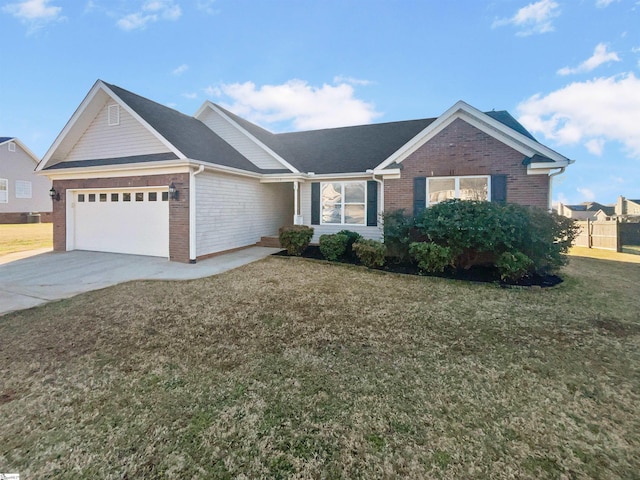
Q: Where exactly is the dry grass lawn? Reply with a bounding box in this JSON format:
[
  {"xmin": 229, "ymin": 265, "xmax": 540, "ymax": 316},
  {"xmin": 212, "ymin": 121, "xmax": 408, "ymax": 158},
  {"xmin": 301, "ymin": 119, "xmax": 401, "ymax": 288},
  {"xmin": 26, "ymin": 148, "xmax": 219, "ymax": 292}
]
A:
[
  {"xmin": 0, "ymin": 223, "xmax": 53, "ymax": 256},
  {"xmin": 1, "ymin": 254, "xmax": 639, "ymax": 478}
]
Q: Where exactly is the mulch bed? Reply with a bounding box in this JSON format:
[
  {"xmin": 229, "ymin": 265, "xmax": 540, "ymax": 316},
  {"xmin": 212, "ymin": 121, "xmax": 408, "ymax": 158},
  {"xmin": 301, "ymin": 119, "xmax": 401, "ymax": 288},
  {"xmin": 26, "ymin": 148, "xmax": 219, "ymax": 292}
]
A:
[{"xmin": 274, "ymin": 246, "xmax": 562, "ymax": 288}]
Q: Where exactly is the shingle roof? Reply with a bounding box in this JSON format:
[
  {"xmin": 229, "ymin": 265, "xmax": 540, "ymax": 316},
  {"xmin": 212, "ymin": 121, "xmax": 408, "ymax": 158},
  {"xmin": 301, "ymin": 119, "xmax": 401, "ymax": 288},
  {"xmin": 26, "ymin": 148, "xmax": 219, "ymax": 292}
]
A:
[
  {"xmin": 485, "ymin": 111, "xmax": 537, "ymax": 141},
  {"xmin": 0, "ymin": 137, "xmax": 14, "ymax": 144},
  {"xmin": 45, "ymin": 153, "xmax": 179, "ymax": 169},
  {"xmin": 104, "ymin": 83, "xmax": 270, "ymax": 173}
]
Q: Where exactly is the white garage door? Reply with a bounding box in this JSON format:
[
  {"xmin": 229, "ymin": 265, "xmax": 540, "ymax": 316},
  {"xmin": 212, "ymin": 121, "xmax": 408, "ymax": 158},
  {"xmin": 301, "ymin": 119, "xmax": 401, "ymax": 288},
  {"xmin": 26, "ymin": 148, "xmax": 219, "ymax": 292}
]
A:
[{"xmin": 72, "ymin": 188, "xmax": 169, "ymax": 257}]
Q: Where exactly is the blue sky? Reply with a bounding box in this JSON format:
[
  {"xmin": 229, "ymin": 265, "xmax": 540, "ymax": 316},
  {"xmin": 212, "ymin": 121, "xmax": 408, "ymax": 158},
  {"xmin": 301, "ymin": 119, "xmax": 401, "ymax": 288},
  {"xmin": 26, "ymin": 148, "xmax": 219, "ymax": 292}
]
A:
[{"xmin": 1, "ymin": 0, "xmax": 639, "ymax": 205}]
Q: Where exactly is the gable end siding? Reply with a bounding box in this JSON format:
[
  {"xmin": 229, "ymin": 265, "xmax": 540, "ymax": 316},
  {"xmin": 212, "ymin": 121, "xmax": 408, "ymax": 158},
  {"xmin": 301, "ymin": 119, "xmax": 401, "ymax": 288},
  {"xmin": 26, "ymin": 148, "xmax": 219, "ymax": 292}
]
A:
[
  {"xmin": 198, "ymin": 108, "xmax": 286, "ymax": 170},
  {"xmin": 385, "ymin": 118, "xmax": 549, "ymax": 212},
  {"xmin": 65, "ymin": 100, "xmax": 171, "ymax": 162}
]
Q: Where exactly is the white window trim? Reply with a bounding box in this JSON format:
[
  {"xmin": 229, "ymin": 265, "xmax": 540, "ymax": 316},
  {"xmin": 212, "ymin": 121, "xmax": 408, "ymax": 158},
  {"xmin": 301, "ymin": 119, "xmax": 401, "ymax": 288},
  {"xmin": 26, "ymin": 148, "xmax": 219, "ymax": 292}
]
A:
[
  {"xmin": 320, "ymin": 180, "xmax": 367, "ymax": 226},
  {"xmin": 427, "ymin": 175, "xmax": 491, "ymax": 206},
  {"xmin": 8, "ymin": 142, "xmax": 16, "ymax": 152},
  {"xmin": 0, "ymin": 178, "xmax": 8, "ymax": 203},
  {"xmin": 15, "ymin": 180, "xmax": 32, "ymax": 199},
  {"xmin": 108, "ymin": 104, "xmax": 120, "ymax": 126}
]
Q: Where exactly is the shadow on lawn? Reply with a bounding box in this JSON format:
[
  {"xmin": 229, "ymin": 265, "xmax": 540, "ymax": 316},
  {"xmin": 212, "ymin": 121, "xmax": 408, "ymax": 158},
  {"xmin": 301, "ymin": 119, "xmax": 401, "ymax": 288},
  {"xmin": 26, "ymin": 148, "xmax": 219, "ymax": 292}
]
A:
[{"xmin": 274, "ymin": 246, "xmax": 562, "ymax": 288}]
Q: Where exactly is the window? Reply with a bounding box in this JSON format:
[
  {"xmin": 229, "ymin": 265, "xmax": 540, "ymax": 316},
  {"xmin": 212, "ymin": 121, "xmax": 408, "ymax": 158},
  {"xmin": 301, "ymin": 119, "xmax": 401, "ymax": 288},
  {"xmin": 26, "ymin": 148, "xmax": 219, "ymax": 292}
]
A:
[
  {"xmin": 427, "ymin": 176, "xmax": 489, "ymax": 206},
  {"xmin": 8, "ymin": 142, "xmax": 16, "ymax": 152},
  {"xmin": 0, "ymin": 178, "xmax": 7, "ymax": 203},
  {"xmin": 148, "ymin": 192, "xmax": 157, "ymax": 201},
  {"xmin": 108, "ymin": 104, "xmax": 120, "ymax": 126},
  {"xmin": 78, "ymin": 193, "xmax": 85, "ymax": 202},
  {"xmin": 135, "ymin": 192, "xmax": 144, "ymax": 202},
  {"xmin": 123, "ymin": 193, "xmax": 131, "ymax": 202},
  {"xmin": 162, "ymin": 191, "xmax": 169, "ymax": 201},
  {"xmin": 111, "ymin": 193, "xmax": 119, "ymax": 202},
  {"xmin": 15, "ymin": 180, "xmax": 32, "ymax": 199},
  {"xmin": 321, "ymin": 181, "xmax": 366, "ymax": 225},
  {"xmin": 88, "ymin": 193, "xmax": 96, "ymax": 202}
]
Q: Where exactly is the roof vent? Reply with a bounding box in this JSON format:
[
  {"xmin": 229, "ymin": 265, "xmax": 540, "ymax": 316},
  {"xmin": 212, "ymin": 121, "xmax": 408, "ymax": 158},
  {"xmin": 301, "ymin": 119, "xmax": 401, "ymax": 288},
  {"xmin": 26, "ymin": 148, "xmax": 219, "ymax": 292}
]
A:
[
  {"xmin": 8, "ymin": 141, "xmax": 16, "ymax": 152},
  {"xmin": 108, "ymin": 104, "xmax": 120, "ymax": 126}
]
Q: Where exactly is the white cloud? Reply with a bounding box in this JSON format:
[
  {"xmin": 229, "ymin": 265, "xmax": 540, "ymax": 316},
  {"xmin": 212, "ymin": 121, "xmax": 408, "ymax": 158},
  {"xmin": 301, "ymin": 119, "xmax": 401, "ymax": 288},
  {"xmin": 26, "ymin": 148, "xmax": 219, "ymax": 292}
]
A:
[
  {"xmin": 333, "ymin": 75, "xmax": 374, "ymax": 86},
  {"xmin": 209, "ymin": 79, "xmax": 381, "ymax": 131},
  {"xmin": 172, "ymin": 64, "xmax": 188, "ymax": 76},
  {"xmin": 181, "ymin": 92, "xmax": 197, "ymax": 99},
  {"xmin": 517, "ymin": 73, "xmax": 640, "ymax": 159},
  {"xmin": 196, "ymin": 0, "xmax": 218, "ymax": 14},
  {"xmin": 117, "ymin": 0, "xmax": 181, "ymax": 31},
  {"xmin": 596, "ymin": 0, "xmax": 619, "ymax": 7},
  {"xmin": 2, "ymin": 0, "xmax": 64, "ymax": 32},
  {"xmin": 577, "ymin": 187, "xmax": 596, "ymax": 201},
  {"xmin": 558, "ymin": 43, "xmax": 621, "ymax": 75},
  {"xmin": 492, "ymin": 0, "xmax": 560, "ymax": 36}
]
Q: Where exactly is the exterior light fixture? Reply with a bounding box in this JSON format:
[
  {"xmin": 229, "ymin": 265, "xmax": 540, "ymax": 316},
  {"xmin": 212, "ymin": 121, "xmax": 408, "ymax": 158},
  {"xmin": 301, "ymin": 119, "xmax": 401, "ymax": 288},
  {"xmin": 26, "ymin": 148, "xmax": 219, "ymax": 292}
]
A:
[
  {"xmin": 169, "ymin": 182, "xmax": 179, "ymax": 200},
  {"xmin": 49, "ymin": 187, "xmax": 60, "ymax": 201}
]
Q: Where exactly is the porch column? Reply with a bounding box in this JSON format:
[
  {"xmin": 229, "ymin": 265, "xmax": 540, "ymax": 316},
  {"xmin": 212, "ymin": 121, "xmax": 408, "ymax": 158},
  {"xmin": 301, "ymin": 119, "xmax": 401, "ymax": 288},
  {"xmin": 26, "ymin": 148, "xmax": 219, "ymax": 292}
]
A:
[{"xmin": 293, "ymin": 181, "xmax": 302, "ymax": 225}]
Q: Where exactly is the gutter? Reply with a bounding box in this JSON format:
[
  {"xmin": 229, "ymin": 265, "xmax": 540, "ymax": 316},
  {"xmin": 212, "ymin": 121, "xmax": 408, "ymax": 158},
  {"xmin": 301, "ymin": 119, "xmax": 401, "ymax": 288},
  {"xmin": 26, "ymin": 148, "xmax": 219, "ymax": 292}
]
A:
[
  {"xmin": 547, "ymin": 166, "xmax": 567, "ymax": 212},
  {"xmin": 366, "ymin": 169, "xmax": 384, "ymax": 228},
  {"xmin": 189, "ymin": 164, "xmax": 205, "ymax": 263}
]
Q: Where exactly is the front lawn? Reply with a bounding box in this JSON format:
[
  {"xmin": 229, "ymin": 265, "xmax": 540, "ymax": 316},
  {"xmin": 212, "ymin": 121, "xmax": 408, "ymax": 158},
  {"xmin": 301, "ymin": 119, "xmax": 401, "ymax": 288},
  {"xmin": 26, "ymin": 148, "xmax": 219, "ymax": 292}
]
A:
[
  {"xmin": 1, "ymin": 255, "xmax": 639, "ymax": 478},
  {"xmin": 0, "ymin": 223, "xmax": 53, "ymax": 256}
]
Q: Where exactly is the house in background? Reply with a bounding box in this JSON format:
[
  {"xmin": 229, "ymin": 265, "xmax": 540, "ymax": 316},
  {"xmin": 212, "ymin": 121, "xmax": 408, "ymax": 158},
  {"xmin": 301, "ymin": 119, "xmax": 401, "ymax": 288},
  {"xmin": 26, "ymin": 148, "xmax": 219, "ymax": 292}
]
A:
[
  {"xmin": 0, "ymin": 137, "xmax": 52, "ymax": 224},
  {"xmin": 37, "ymin": 80, "xmax": 573, "ymax": 263},
  {"xmin": 557, "ymin": 202, "xmax": 616, "ymax": 221},
  {"xmin": 616, "ymin": 196, "xmax": 640, "ymax": 220}
]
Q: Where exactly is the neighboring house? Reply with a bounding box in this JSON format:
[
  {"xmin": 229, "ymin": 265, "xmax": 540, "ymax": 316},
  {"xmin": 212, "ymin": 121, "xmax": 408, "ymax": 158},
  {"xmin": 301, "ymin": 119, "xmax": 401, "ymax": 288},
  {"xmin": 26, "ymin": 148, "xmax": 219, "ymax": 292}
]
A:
[
  {"xmin": 557, "ymin": 202, "xmax": 616, "ymax": 221},
  {"xmin": 37, "ymin": 80, "xmax": 573, "ymax": 263},
  {"xmin": 0, "ymin": 137, "xmax": 52, "ymax": 224},
  {"xmin": 616, "ymin": 196, "xmax": 640, "ymax": 219}
]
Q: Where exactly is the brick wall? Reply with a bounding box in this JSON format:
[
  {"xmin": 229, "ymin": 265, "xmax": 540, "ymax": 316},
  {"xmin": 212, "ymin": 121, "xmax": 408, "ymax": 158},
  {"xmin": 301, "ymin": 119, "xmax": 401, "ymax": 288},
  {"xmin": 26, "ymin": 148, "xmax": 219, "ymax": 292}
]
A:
[
  {"xmin": 51, "ymin": 173, "xmax": 191, "ymax": 263},
  {"xmin": 384, "ymin": 118, "xmax": 550, "ymax": 212},
  {"xmin": 0, "ymin": 212, "xmax": 52, "ymax": 224}
]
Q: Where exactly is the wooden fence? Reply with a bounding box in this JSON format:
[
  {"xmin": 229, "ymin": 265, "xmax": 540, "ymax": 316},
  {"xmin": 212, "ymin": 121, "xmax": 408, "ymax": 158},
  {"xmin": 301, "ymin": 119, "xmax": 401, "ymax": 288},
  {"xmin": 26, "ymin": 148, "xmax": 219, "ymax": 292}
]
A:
[{"xmin": 574, "ymin": 220, "xmax": 640, "ymax": 251}]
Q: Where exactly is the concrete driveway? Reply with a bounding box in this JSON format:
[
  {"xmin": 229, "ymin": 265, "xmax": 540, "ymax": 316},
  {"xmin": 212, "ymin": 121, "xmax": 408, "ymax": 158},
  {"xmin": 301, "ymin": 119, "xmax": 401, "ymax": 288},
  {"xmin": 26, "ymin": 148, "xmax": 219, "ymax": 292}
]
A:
[{"xmin": 0, "ymin": 247, "xmax": 281, "ymax": 316}]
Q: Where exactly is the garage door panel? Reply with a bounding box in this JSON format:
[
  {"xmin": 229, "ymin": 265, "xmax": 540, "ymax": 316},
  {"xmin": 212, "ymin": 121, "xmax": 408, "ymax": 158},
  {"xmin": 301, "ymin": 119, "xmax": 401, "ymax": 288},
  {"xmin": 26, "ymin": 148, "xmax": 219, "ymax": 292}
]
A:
[{"xmin": 73, "ymin": 189, "xmax": 169, "ymax": 257}]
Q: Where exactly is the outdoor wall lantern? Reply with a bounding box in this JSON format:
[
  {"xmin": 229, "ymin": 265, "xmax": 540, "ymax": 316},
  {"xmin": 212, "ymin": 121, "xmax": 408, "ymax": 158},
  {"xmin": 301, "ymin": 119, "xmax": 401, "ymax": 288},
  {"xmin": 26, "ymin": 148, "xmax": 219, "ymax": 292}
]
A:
[
  {"xmin": 49, "ymin": 187, "xmax": 60, "ymax": 201},
  {"xmin": 169, "ymin": 182, "xmax": 179, "ymax": 200}
]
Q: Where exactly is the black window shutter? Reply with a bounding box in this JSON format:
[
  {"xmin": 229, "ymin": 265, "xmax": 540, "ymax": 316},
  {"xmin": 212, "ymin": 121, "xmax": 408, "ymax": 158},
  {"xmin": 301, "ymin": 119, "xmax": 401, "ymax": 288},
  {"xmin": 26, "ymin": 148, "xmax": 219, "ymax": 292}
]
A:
[
  {"xmin": 491, "ymin": 174, "xmax": 507, "ymax": 203},
  {"xmin": 367, "ymin": 180, "xmax": 378, "ymax": 227},
  {"xmin": 414, "ymin": 177, "xmax": 426, "ymax": 216},
  {"xmin": 311, "ymin": 182, "xmax": 320, "ymax": 225}
]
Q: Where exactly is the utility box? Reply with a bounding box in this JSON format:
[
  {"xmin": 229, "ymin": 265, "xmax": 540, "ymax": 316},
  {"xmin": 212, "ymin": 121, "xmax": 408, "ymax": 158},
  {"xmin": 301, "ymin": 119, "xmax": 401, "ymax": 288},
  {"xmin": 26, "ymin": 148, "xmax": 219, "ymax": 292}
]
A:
[{"xmin": 27, "ymin": 213, "xmax": 41, "ymax": 224}]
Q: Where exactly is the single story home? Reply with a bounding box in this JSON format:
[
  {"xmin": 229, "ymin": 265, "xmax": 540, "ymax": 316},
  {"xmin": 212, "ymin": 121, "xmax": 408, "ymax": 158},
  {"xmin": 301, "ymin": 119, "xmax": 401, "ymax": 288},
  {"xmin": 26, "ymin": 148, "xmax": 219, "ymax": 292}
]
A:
[
  {"xmin": 37, "ymin": 80, "xmax": 573, "ymax": 263},
  {"xmin": 1, "ymin": 137, "xmax": 52, "ymax": 224}
]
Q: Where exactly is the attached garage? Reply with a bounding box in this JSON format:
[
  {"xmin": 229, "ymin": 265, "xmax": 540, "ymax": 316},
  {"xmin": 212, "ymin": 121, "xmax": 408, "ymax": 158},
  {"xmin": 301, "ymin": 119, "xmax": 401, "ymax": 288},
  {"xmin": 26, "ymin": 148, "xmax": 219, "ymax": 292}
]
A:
[{"xmin": 68, "ymin": 187, "xmax": 169, "ymax": 257}]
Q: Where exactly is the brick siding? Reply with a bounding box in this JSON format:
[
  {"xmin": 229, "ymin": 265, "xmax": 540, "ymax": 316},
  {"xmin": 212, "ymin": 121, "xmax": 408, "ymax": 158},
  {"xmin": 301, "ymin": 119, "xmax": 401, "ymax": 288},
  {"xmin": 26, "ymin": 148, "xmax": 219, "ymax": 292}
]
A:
[
  {"xmin": 384, "ymin": 118, "xmax": 550, "ymax": 213},
  {"xmin": 51, "ymin": 173, "xmax": 191, "ymax": 263},
  {"xmin": 0, "ymin": 212, "xmax": 52, "ymax": 224}
]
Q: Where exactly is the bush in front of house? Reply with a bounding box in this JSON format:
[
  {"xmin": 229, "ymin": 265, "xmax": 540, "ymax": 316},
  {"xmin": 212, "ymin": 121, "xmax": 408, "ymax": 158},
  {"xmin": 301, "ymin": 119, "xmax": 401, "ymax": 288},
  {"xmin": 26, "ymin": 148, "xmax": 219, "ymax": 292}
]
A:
[
  {"xmin": 409, "ymin": 242, "xmax": 453, "ymax": 273},
  {"xmin": 336, "ymin": 229, "xmax": 362, "ymax": 258},
  {"xmin": 319, "ymin": 233, "xmax": 349, "ymax": 261},
  {"xmin": 383, "ymin": 210, "xmax": 415, "ymax": 262},
  {"xmin": 279, "ymin": 225, "xmax": 314, "ymax": 256},
  {"xmin": 352, "ymin": 239, "xmax": 386, "ymax": 268},
  {"xmin": 386, "ymin": 200, "xmax": 579, "ymax": 280}
]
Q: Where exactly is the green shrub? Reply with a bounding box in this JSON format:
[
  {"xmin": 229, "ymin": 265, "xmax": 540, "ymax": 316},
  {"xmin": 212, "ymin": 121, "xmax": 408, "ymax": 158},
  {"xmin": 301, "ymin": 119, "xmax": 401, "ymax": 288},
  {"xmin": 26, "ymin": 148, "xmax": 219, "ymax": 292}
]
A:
[
  {"xmin": 352, "ymin": 239, "xmax": 386, "ymax": 268},
  {"xmin": 319, "ymin": 233, "xmax": 349, "ymax": 261},
  {"xmin": 336, "ymin": 229, "xmax": 363, "ymax": 258},
  {"xmin": 409, "ymin": 242, "xmax": 453, "ymax": 273},
  {"xmin": 278, "ymin": 225, "xmax": 313, "ymax": 256},
  {"xmin": 383, "ymin": 210, "xmax": 414, "ymax": 262},
  {"xmin": 413, "ymin": 200, "xmax": 578, "ymax": 276},
  {"xmin": 496, "ymin": 251, "xmax": 534, "ymax": 281}
]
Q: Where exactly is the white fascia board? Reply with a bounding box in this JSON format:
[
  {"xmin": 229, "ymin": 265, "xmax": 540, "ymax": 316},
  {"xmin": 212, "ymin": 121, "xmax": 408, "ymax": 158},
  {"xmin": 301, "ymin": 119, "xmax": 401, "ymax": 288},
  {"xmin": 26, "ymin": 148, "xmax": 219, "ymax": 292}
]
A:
[
  {"xmin": 101, "ymin": 82, "xmax": 185, "ymax": 160},
  {"xmin": 39, "ymin": 161, "xmax": 192, "ymax": 180},
  {"xmin": 201, "ymin": 102, "xmax": 300, "ymax": 174},
  {"xmin": 190, "ymin": 159, "xmax": 263, "ymax": 179},
  {"xmin": 260, "ymin": 173, "xmax": 308, "ymax": 183},
  {"xmin": 375, "ymin": 100, "xmax": 570, "ymax": 170}
]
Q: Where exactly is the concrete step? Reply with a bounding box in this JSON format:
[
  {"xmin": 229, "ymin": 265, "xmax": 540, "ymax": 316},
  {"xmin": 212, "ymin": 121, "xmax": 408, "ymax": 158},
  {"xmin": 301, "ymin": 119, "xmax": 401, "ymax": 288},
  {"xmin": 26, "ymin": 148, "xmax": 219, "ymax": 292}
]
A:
[{"xmin": 257, "ymin": 236, "xmax": 281, "ymax": 248}]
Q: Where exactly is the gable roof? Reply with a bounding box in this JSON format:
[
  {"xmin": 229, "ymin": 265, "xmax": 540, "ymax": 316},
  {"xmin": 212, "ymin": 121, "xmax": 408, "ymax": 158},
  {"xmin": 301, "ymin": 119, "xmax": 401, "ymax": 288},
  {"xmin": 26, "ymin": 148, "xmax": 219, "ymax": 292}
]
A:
[
  {"xmin": 40, "ymin": 81, "xmax": 572, "ymax": 177},
  {"xmin": 0, "ymin": 137, "xmax": 14, "ymax": 144},
  {"xmin": 1, "ymin": 137, "xmax": 40, "ymax": 164}
]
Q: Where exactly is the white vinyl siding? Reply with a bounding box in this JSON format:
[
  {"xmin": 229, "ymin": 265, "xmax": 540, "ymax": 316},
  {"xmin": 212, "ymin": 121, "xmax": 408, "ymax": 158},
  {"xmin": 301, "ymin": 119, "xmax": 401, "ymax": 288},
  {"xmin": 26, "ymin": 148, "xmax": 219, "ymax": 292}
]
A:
[
  {"xmin": 195, "ymin": 172, "xmax": 293, "ymax": 256},
  {"xmin": 65, "ymin": 100, "xmax": 170, "ymax": 161},
  {"xmin": 198, "ymin": 107, "xmax": 286, "ymax": 170},
  {"xmin": 300, "ymin": 181, "xmax": 382, "ymax": 243}
]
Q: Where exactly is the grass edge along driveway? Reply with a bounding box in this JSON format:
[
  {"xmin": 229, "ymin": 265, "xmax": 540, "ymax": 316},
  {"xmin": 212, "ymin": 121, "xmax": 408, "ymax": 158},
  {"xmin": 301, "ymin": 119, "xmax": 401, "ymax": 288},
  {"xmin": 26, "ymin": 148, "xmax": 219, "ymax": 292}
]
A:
[{"xmin": 1, "ymin": 253, "xmax": 639, "ymax": 479}]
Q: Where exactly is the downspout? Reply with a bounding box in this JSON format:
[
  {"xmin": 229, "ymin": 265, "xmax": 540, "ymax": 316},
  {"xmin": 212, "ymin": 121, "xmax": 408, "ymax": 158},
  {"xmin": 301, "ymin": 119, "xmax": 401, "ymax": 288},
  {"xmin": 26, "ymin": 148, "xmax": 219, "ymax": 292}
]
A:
[
  {"xmin": 189, "ymin": 164, "xmax": 205, "ymax": 263},
  {"xmin": 548, "ymin": 166, "xmax": 566, "ymax": 212}
]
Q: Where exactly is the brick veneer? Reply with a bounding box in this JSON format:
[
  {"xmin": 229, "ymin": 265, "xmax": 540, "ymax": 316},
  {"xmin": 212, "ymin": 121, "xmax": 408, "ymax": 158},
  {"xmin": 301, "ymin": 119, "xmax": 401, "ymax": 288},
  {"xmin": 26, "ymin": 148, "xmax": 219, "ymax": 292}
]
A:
[
  {"xmin": 384, "ymin": 118, "xmax": 550, "ymax": 212},
  {"xmin": 51, "ymin": 173, "xmax": 191, "ymax": 263},
  {"xmin": 0, "ymin": 212, "xmax": 52, "ymax": 224}
]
